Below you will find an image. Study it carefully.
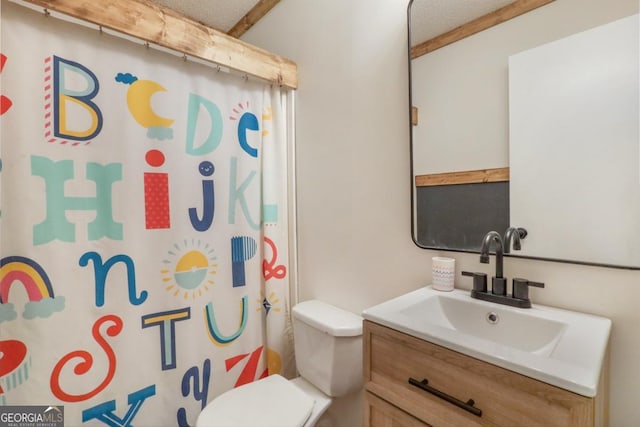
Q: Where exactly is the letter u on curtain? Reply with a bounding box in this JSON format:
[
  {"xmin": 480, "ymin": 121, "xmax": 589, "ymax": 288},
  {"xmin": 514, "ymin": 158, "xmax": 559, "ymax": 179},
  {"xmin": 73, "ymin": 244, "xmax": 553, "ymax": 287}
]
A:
[{"xmin": 0, "ymin": 1, "xmax": 294, "ymax": 425}]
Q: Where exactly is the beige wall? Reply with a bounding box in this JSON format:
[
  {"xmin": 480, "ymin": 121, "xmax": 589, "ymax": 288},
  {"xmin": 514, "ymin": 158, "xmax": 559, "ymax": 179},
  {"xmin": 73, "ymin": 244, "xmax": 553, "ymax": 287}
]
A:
[{"xmin": 243, "ymin": 1, "xmax": 640, "ymax": 426}]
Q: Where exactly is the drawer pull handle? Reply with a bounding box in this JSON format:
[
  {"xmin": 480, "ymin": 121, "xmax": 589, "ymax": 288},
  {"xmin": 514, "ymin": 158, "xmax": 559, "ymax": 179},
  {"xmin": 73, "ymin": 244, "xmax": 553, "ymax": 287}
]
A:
[{"xmin": 408, "ymin": 377, "xmax": 482, "ymax": 417}]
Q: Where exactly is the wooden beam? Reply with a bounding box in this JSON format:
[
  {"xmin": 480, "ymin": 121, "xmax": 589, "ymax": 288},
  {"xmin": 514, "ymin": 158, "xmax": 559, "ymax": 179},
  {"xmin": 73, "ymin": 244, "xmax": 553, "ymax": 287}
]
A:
[
  {"xmin": 411, "ymin": 0, "xmax": 555, "ymax": 59},
  {"xmin": 411, "ymin": 106, "xmax": 418, "ymax": 126},
  {"xmin": 415, "ymin": 167, "xmax": 509, "ymax": 187},
  {"xmin": 22, "ymin": 0, "xmax": 297, "ymax": 89},
  {"xmin": 228, "ymin": 0, "xmax": 280, "ymax": 39}
]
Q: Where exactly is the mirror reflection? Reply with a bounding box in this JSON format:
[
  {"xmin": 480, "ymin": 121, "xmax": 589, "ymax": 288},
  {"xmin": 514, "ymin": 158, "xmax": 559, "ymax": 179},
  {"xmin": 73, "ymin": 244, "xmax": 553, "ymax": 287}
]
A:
[{"xmin": 409, "ymin": 0, "xmax": 640, "ymax": 268}]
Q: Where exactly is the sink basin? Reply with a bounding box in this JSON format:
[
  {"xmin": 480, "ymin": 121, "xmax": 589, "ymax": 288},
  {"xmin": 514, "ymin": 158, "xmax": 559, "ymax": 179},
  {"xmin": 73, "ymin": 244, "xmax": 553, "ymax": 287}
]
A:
[
  {"xmin": 362, "ymin": 286, "xmax": 611, "ymax": 397},
  {"xmin": 400, "ymin": 293, "xmax": 566, "ymax": 356}
]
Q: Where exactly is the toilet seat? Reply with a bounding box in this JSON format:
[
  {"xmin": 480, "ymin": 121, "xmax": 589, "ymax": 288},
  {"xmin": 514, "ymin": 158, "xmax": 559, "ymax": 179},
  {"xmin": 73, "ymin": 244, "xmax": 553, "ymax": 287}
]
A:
[{"xmin": 196, "ymin": 374, "xmax": 315, "ymax": 427}]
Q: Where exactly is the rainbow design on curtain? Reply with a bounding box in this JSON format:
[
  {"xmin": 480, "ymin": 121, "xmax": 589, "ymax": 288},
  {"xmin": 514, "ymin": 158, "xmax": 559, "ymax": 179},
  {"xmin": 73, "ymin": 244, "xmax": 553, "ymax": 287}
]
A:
[{"xmin": 0, "ymin": 1, "xmax": 293, "ymax": 425}]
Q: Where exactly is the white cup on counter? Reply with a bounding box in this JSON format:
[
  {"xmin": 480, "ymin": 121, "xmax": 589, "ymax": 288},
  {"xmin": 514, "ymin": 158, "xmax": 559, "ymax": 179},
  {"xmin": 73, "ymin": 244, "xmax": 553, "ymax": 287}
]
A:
[{"xmin": 432, "ymin": 257, "xmax": 455, "ymax": 291}]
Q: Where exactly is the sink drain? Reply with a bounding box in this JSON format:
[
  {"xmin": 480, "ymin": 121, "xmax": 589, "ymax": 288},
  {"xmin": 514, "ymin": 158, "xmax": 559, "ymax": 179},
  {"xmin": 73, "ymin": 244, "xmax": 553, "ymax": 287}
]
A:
[{"xmin": 486, "ymin": 312, "xmax": 499, "ymax": 324}]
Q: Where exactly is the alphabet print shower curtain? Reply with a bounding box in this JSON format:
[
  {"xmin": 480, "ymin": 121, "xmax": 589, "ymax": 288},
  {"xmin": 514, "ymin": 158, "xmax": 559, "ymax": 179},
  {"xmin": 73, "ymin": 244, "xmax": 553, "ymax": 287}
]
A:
[{"xmin": 0, "ymin": 1, "xmax": 294, "ymax": 425}]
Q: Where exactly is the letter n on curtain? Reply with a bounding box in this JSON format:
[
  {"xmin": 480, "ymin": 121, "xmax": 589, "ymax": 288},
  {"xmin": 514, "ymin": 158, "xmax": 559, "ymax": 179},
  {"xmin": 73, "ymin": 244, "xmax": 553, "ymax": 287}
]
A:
[{"xmin": 0, "ymin": 1, "xmax": 295, "ymax": 425}]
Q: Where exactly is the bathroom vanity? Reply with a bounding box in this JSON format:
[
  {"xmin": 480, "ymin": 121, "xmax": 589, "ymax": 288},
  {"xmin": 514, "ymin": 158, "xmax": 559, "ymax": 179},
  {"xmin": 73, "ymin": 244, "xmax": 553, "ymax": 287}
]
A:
[
  {"xmin": 362, "ymin": 287, "xmax": 610, "ymax": 426},
  {"xmin": 363, "ymin": 321, "xmax": 606, "ymax": 426}
]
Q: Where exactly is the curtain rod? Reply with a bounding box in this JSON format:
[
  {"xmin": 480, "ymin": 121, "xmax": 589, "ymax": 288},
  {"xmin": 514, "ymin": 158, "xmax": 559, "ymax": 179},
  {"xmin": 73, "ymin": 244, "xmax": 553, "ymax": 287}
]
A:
[{"xmin": 9, "ymin": 0, "xmax": 297, "ymax": 89}]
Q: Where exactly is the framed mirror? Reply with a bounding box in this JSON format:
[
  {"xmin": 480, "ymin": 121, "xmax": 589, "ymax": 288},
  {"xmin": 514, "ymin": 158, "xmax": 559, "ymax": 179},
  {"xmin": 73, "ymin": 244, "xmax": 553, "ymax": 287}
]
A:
[{"xmin": 408, "ymin": 0, "xmax": 640, "ymax": 269}]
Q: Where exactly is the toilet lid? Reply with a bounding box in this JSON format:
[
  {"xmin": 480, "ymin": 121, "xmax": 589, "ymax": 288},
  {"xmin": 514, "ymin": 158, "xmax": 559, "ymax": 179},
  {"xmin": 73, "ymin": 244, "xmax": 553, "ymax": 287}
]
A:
[{"xmin": 196, "ymin": 374, "xmax": 314, "ymax": 427}]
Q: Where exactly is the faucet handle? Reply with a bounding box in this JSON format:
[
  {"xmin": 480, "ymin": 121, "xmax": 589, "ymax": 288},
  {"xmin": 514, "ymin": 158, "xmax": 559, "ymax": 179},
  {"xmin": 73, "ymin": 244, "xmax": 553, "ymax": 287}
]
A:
[
  {"xmin": 512, "ymin": 278, "xmax": 545, "ymax": 301},
  {"xmin": 462, "ymin": 271, "xmax": 487, "ymax": 293}
]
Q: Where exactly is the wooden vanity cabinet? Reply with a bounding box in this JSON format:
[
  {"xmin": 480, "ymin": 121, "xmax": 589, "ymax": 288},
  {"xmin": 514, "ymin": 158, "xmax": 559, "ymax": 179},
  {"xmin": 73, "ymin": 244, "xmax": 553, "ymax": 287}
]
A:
[{"xmin": 363, "ymin": 320, "xmax": 607, "ymax": 427}]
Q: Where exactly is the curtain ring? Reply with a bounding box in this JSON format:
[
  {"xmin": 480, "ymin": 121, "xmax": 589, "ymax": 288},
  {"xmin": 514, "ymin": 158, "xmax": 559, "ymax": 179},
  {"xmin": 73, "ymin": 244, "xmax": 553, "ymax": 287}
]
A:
[
  {"xmin": 43, "ymin": 8, "xmax": 50, "ymax": 17},
  {"xmin": 99, "ymin": 25, "xmax": 103, "ymax": 34},
  {"xmin": 182, "ymin": 54, "xmax": 188, "ymax": 62},
  {"xmin": 144, "ymin": 42, "xmax": 150, "ymax": 49}
]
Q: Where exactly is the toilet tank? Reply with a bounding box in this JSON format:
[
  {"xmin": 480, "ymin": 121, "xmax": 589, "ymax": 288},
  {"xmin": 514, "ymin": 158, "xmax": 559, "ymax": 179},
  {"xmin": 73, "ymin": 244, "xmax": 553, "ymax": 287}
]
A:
[{"xmin": 292, "ymin": 300, "xmax": 363, "ymax": 397}]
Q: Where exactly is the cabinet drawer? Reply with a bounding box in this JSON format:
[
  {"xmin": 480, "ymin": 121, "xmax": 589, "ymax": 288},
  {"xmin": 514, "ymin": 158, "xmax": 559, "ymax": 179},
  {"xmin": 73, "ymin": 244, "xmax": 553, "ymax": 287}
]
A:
[
  {"xmin": 363, "ymin": 321, "xmax": 600, "ymax": 427},
  {"xmin": 365, "ymin": 391, "xmax": 429, "ymax": 427}
]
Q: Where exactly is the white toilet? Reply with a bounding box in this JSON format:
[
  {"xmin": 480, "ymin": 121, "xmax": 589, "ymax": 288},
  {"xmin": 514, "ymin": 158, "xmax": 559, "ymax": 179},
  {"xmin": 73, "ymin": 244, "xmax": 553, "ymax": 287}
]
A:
[{"xmin": 196, "ymin": 300, "xmax": 364, "ymax": 427}]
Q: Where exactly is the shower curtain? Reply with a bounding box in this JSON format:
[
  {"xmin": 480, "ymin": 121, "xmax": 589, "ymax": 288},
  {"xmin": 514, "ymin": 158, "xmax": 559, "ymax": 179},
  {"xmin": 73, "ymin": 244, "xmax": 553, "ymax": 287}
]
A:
[{"xmin": 0, "ymin": 1, "xmax": 294, "ymax": 425}]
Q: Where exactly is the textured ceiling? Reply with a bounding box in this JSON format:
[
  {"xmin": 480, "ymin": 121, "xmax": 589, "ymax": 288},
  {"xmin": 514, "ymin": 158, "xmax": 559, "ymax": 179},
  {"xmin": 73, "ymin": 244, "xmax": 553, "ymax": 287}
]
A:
[
  {"xmin": 150, "ymin": 0, "xmax": 515, "ymax": 43},
  {"xmin": 411, "ymin": 0, "xmax": 516, "ymax": 45},
  {"xmin": 149, "ymin": 0, "xmax": 262, "ymax": 32}
]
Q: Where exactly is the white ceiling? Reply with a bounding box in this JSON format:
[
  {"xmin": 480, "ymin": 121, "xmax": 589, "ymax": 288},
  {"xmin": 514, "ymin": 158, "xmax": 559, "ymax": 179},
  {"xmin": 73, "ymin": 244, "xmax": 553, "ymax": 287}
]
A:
[
  {"xmin": 410, "ymin": 0, "xmax": 516, "ymax": 44},
  {"xmin": 149, "ymin": 0, "xmax": 263, "ymax": 33},
  {"xmin": 151, "ymin": 0, "xmax": 515, "ymax": 44}
]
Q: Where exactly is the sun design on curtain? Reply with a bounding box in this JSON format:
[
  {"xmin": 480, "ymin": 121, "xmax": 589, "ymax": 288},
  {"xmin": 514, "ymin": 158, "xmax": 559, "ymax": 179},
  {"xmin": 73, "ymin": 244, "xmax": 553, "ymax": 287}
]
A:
[{"xmin": 0, "ymin": 2, "xmax": 294, "ymax": 425}]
